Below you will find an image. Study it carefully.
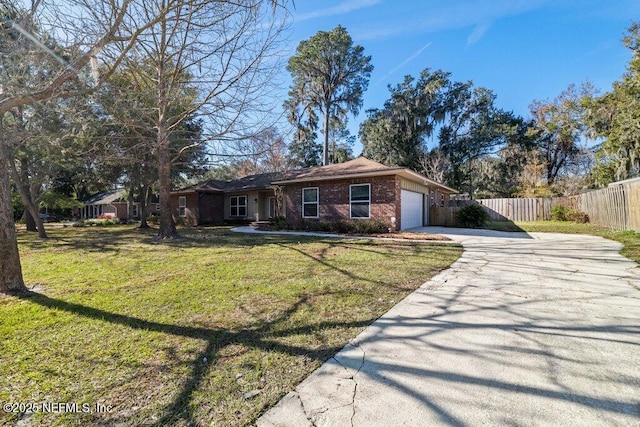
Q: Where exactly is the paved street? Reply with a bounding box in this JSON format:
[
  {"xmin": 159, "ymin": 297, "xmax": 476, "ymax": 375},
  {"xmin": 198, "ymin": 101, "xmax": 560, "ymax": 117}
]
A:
[{"xmin": 258, "ymin": 228, "xmax": 640, "ymax": 426}]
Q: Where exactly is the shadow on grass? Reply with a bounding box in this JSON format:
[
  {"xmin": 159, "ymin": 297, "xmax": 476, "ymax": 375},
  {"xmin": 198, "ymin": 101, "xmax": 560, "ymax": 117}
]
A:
[
  {"xmin": 272, "ymin": 241, "xmax": 440, "ymax": 293},
  {"xmin": 17, "ymin": 225, "xmax": 447, "ymax": 255},
  {"xmin": 17, "ymin": 226, "xmax": 153, "ymax": 253},
  {"xmin": 16, "ymin": 291, "xmax": 375, "ymax": 425},
  {"xmin": 12, "ymin": 226, "xmax": 462, "ymax": 424},
  {"xmin": 16, "ymin": 226, "xmax": 324, "ymax": 253}
]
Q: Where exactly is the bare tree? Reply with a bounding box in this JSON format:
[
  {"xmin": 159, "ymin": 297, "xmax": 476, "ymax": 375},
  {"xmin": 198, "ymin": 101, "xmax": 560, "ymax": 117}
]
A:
[
  {"xmin": 0, "ymin": 0, "xmax": 288, "ymax": 291},
  {"xmin": 0, "ymin": 0, "xmax": 174, "ymax": 293},
  {"xmin": 420, "ymin": 148, "xmax": 450, "ymax": 183},
  {"xmin": 107, "ymin": 0, "xmax": 288, "ymax": 238},
  {"xmin": 230, "ymin": 126, "xmax": 289, "ymax": 176}
]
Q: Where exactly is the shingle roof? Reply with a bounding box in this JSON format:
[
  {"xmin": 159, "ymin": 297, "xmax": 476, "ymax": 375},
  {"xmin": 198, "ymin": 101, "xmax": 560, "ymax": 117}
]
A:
[
  {"xmin": 82, "ymin": 190, "xmax": 127, "ymax": 205},
  {"xmin": 275, "ymin": 157, "xmax": 395, "ymax": 181},
  {"xmin": 188, "ymin": 179, "xmax": 230, "ymax": 193},
  {"xmin": 82, "ymin": 190, "xmax": 160, "ymax": 205},
  {"xmin": 271, "ymin": 157, "xmax": 457, "ymax": 193},
  {"xmin": 175, "ymin": 157, "xmax": 457, "ymax": 194},
  {"xmin": 176, "ymin": 172, "xmax": 284, "ymax": 194},
  {"xmin": 224, "ymin": 172, "xmax": 283, "ymax": 192}
]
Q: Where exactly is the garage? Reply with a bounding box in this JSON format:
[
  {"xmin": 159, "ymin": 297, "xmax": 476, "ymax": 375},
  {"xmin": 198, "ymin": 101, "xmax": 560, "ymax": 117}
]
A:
[{"xmin": 400, "ymin": 190, "xmax": 424, "ymax": 230}]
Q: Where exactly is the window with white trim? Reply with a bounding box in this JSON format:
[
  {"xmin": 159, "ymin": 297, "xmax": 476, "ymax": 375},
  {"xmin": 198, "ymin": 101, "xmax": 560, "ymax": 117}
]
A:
[
  {"xmin": 302, "ymin": 187, "xmax": 319, "ymax": 218},
  {"xmin": 350, "ymin": 184, "xmax": 370, "ymax": 218},
  {"xmin": 230, "ymin": 195, "xmax": 247, "ymax": 217},
  {"xmin": 178, "ymin": 196, "xmax": 186, "ymax": 217}
]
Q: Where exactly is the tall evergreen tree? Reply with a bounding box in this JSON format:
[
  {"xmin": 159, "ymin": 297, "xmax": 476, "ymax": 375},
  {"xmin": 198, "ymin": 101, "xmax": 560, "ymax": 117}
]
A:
[{"xmin": 285, "ymin": 25, "xmax": 372, "ymax": 166}]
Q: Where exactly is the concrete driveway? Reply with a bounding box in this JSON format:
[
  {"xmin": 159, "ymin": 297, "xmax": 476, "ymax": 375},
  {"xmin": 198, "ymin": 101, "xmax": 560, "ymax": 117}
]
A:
[{"xmin": 257, "ymin": 228, "xmax": 640, "ymax": 426}]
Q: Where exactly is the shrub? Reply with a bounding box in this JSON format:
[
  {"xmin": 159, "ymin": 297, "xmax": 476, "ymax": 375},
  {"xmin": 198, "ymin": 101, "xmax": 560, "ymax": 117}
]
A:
[
  {"xmin": 349, "ymin": 219, "xmax": 389, "ymax": 234},
  {"xmin": 271, "ymin": 217, "xmax": 288, "ymax": 230},
  {"xmin": 456, "ymin": 204, "xmax": 489, "ymax": 228},
  {"xmin": 550, "ymin": 205, "xmax": 589, "ymax": 223},
  {"xmin": 286, "ymin": 219, "xmax": 389, "ymax": 234},
  {"xmin": 566, "ymin": 208, "xmax": 589, "ymax": 223},
  {"xmin": 83, "ymin": 218, "xmax": 121, "ymax": 227},
  {"xmin": 550, "ymin": 205, "xmax": 568, "ymax": 221}
]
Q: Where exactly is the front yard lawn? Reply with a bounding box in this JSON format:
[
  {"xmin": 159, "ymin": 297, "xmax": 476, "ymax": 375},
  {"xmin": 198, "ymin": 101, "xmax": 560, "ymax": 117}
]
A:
[{"xmin": 1, "ymin": 226, "xmax": 461, "ymax": 426}]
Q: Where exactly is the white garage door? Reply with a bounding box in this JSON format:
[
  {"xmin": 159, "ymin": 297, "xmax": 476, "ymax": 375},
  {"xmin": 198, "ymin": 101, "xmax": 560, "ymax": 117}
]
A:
[{"xmin": 401, "ymin": 190, "xmax": 423, "ymax": 230}]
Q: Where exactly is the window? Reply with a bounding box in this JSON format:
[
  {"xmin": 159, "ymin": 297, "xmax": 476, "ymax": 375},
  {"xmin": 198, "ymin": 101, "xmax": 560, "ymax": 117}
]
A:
[
  {"xmin": 350, "ymin": 184, "xmax": 370, "ymax": 218},
  {"xmin": 178, "ymin": 196, "xmax": 186, "ymax": 217},
  {"xmin": 132, "ymin": 204, "xmax": 138, "ymax": 218},
  {"xmin": 230, "ymin": 195, "xmax": 247, "ymax": 217},
  {"xmin": 440, "ymin": 194, "xmax": 445, "ymax": 208},
  {"xmin": 302, "ymin": 188, "xmax": 318, "ymax": 218}
]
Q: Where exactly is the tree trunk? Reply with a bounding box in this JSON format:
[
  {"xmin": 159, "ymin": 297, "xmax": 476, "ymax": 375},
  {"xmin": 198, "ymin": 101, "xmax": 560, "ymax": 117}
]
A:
[
  {"xmin": 138, "ymin": 184, "xmax": 150, "ymax": 229},
  {"xmin": 23, "ymin": 211, "xmax": 37, "ymax": 232},
  {"xmin": 0, "ymin": 127, "xmax": 26, "ymax": 293},
  {"xmin": 156, "ymin": 129, "xmax": 179, "ymax": 239},
  {"xmin": 127, "ymin": 186, "xmax": 135, "ymax": 221},
  {"xmin": 22, "ymin": 196, "xmax": 47, "ymax": 239},
  {"xmin": 10, "ymin": 154, "xmax": 47, "ymax": 238},
  {"xmin": 322, "ymin": 104, "xmax": 330, "ymax": 166}
]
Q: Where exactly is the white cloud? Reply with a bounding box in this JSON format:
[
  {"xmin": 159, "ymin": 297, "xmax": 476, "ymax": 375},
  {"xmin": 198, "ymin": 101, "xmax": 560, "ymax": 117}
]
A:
[
  {"xmin": 294, "ymin": 0, "xmax": 382, "ymax": 22},
  {"xmin": 377, "ymin": 41, "xmax": 432, "ymax": 84},
  {"xmin": 354, "ymin": 0, "xmax": 550, "ymax": 41},
  {"xmin": 467, "ymin": 22, "xmax": 491, "ymax": 46}
]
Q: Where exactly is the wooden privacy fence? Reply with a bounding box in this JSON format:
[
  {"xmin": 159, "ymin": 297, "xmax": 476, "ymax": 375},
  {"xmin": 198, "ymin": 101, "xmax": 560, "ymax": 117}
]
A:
[{"xmin": 433, "ymin": 180, "xmax": 640, "ymax": 232}]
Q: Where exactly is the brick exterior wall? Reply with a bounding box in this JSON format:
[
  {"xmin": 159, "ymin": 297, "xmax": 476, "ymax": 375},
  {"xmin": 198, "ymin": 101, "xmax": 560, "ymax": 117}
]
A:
[
  {"xmin": 170, "ymin": 193, "xmax": 200, "ymax": 226},
  {"xmin": 170, "ymin": 192, "xmax": 227, "ymax": 226},
  {"xmin": 283, "ymin": 175, "xmax": 401, "ymax": 231},
  {"xmin": 198, "ymin": 193, "xmax": 225, "ymax": 225}
]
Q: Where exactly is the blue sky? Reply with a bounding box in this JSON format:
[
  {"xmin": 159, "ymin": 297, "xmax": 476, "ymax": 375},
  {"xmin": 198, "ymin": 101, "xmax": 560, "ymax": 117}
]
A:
[{"xmin": 284, "ymin": 0, "xmax": 640, "ymax": 151}]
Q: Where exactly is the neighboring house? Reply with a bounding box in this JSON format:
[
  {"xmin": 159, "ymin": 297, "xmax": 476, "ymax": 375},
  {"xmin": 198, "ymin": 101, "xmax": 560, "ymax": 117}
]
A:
[
  {"xmin": 171, "ymin": 157, "xmax": 456, "ymax": 231},
  {"xmin": 77, "ymin": 190, "xmax": 160, "ymax": 220}
]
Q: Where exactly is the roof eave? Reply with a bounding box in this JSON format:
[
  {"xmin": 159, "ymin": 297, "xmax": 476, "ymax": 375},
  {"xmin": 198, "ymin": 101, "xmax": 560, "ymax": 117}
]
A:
[
  {"xmin": 223, "ymin": 185, "xmax": 273, "ymax": 193},
  {"xmin": 396, "ymin": 169, "xmax": 458, "ymax": 194},
  {"xmin": 271, "ymin": 169, "xmax": 395, "ymax": 185},
  {"xmin": 272, "ymin": 168, "xmax": 458, "ymax": 193}
]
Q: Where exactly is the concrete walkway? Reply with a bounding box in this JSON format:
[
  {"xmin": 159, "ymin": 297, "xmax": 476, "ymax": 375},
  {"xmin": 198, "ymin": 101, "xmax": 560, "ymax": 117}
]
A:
[{"xmin": 257, "ymin": 227, "xmax": 640, "ymax": 426}]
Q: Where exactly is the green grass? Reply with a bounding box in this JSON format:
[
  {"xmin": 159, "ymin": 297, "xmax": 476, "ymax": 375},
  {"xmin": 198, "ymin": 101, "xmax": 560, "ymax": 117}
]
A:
[
  {"xmin": 485, "ymin": 220, "xmax": 640, "ymax": 264},
  {"xmin": 0, "ymin": 226, "xmax": 461, "ymax": 426}
]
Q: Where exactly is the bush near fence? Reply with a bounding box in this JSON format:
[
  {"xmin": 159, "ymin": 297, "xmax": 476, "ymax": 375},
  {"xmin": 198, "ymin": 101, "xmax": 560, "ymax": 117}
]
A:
[{"xmin": 433, "ymin": 180, "xmax": 640, "ymax": 232}]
